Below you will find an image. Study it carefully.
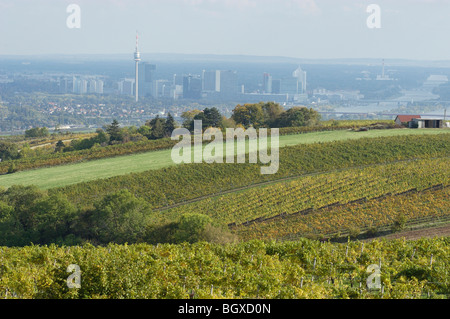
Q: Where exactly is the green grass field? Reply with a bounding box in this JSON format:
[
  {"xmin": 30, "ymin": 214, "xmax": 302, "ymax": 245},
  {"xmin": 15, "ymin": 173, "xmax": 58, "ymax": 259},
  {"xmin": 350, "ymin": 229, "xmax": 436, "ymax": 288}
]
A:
[{"xmin": 1, "ymin": 128, "xmax": 448, "ymax": 190}]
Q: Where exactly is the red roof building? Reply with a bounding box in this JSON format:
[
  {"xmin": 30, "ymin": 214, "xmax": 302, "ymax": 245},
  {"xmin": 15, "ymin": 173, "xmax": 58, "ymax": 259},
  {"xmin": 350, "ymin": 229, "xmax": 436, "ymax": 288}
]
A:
[{"xmin": 395, "ymin": 115, "xmax": 421, "ymax": 125}]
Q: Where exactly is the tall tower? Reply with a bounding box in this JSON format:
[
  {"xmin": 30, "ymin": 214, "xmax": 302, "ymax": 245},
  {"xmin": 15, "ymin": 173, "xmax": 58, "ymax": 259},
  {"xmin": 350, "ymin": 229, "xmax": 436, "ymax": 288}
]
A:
[{"xmin": 134, "ymin": 32, "xmax": 141, "ymax": 102}]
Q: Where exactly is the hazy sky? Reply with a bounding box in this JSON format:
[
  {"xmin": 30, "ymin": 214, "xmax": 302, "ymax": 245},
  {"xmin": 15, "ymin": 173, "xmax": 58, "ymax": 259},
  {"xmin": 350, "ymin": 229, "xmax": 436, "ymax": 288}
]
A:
[{"xmin": 1, "ymin": 0, "xmax": 450, "ymax": 60}]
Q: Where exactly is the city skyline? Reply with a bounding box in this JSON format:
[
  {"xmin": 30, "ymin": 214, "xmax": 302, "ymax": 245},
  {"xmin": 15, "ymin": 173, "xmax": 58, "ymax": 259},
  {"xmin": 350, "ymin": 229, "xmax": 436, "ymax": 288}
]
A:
[{"xmin": 1, "ymin": 0, "xmax": 450, "ymax": 61}]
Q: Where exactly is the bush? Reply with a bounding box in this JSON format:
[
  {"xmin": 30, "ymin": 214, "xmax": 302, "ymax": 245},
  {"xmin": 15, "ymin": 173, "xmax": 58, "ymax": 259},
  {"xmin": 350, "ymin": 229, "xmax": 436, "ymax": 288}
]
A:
[
  {"xmin": 172, "ymin": 213, "xmax": 213, "ymax": 244},
  {"xmin": 347, "ymin": 225, "xmax": 361, "ymax": 239},
  {"xmin": 7, "ymin": 163, "xmax": 16, "ymax": 174},
  {"xmin": 391, "ymin": 213, "xmax": 407, "ymax": 233}
]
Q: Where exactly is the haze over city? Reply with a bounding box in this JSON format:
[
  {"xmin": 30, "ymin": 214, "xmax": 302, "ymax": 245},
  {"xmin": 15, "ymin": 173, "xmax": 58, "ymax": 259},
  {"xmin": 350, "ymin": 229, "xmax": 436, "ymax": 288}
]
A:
[{"xmin": 1, "ymin": 0, "xmax": 450, "ymax": 60}]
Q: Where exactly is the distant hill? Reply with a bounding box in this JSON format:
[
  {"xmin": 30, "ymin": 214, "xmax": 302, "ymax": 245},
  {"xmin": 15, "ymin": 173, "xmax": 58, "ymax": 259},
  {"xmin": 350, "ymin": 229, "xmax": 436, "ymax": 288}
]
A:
[{"xmin": 2, "ymin": 53, "xmax": 450, "ymax": 67}]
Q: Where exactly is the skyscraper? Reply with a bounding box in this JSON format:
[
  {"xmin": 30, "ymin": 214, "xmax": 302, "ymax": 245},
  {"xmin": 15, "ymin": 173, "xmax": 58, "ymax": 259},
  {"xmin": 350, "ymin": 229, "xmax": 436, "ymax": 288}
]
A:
[
  {"xmin": 134, "ymin": 32, "xmax": 141, "ymax": 102},
  {"xmin": 138, "ymin": 62, "xmax": 156, "ymax": 97},
  {"xmin": 219, "ymin": 70, "xmax": 238, "ymax": 98},
  {"xmin": 183, "ymin": 75, "xmax": 202, "ymax": 99},
  {"xmin": 202, "ymin": 70, "xmax": 221, "ymax": 92},
  {"xmin": 292, "ymin": 66, "xmax": 307, "ymax": 94},
  {"xmin": 263, "ymin": 73, "xmax": 272, "ymax": 93}
]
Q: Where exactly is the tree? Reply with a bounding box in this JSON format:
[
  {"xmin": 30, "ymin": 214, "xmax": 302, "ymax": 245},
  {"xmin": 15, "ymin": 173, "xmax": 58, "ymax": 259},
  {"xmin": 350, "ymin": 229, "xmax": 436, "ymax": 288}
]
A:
[
  {"xmin": 164, "ymin": 112, "xmax": 176, "ymax": 137},
  {"xmin": 181, "ymin": 109, "xmax": 202, "ymax": 129},
  {"xmin": 203, "ymin": 107, "xmax": 222, "ymax": 128},
  {"xmin": 261, "ymin": 102, "xmax": 284, "ymax": 127},
  {"xmin": 33, "ymin": 193, "xmax": 77, "ymax": 244},
  {"xmin": 92, "ymin": 129, "xmax": 110, "ymax": 145},
  {"xmin": 138, "ymin": 125, "xmax": 152, "ymax": 139},
  {"xmin": 0, "ymin": 142, "xmax": 19, "ymax": 161},
  {"xmin": 105, "ymin": 119, "xmax": 122, "ymax": 142},
  {"xmin": 0, "ymin": 185, "xmax": 46, "ymax": 243},
  {"xmin": 55, "ymin": 140, "xmax": 65, "ymax": 153},
  {"xmin": 220, "ymin": 116, "xmax": 236, "ymax": 129},
  {"xmin": 147, "ymin": 115, "xmax": 166, "ymax": 139},
  {"xmin": 274, "ymin": 107, "xmax": 321, "ymax": 128},
  {"xmin": 25, "ymin": 127, "xmax": 50, "ymax": 138},
  {"xmin": 231, "ymin": 103, "xmax": 264, "ymax": 128},
  {"xmin": 173, "ymin": 213, "xmax": 213, "ymax": 244},
  {"xmin": 88, "ymin": 189, "xmax": 151, "ymax": 244}
]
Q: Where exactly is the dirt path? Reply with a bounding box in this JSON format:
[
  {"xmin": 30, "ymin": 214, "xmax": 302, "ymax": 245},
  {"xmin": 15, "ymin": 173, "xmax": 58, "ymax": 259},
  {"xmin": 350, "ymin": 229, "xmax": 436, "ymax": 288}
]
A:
[
  {"xmin": 29, "ymin": 139, "xmax": 74, "ymax": 149},
  {"xmin": 366, "ymin": 224, "xmax": 450, "ymax": 241}
]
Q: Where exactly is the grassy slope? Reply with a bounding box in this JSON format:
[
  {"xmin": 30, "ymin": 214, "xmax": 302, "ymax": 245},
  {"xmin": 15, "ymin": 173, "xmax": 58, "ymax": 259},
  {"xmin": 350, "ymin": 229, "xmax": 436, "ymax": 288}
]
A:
[{"xmin": 0, "ymin": 128, "xmax": 447, "ymax": 190}]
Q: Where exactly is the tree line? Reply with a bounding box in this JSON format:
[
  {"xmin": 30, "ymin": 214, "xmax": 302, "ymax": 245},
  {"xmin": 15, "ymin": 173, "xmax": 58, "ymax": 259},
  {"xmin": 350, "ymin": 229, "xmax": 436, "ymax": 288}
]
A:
[{"xmin": 0, "ymin": 185, "xmax": 235, "ymax": 247}]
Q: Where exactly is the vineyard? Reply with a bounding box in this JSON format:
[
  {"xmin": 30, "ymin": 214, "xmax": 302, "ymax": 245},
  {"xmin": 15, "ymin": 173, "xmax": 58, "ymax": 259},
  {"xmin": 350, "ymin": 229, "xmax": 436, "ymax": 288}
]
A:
[
  {"xmin": 0, "ymin": 129, "xmax": 449, "ymax": 300},
  {"xmin": 159, "ymin": 157, "xmax": 450, "ymax": 231},
  {"xmin": 0, "ymin": 238, "xmax": 448, "ymax": 299},
  {"xmin": 236, "ymin": 185, "xmax": 450, "ymax": 241},
  {"xmin": 50, "ymin": 133, "xmax": 450, "ymax": 210}
]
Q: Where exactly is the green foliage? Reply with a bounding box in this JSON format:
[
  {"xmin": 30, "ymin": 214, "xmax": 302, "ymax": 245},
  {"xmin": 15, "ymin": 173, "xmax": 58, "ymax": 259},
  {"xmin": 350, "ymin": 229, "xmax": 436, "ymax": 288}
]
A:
[
  {"xmin": 164, "ymin": 112, "xmax": 176, "ymax": 137},
  {"xmin": 7, "ymin": 163, "xmax": 16, "ymax": 174},
  {"xmin": 68, "ymin": 129, "xmax": 110, "ymax": 151},
  {"xmin": 0, "ymin": 238, "xmax": 448, "ymax": 299},
  {"xmin": 83, "ymin": 189, "xmax": 152, "ymax": 245},
  {"xmin": 105, "ymin": 119, "xmax": 122, "ymax": 143},
  {"xmin": 146, "ymin": 115, "xmax": 166, "ymax": 140},
  {"xmin": 231, "ymin": 102, "xmax": 321, "ymax": 128},
  {"xmin": 25, "ymin": 127, "xmax": 50, "ymax": 138},
  {"xmin": 0, "ymin": 185, "xmax": 77, "ymax": 245},
  {"xmin": 391, "ymin": 213, "xmax": 408, "ymax": 233},
  {"xmin": 181, "ymin": 109, "xmax": 202, "ymax": 129},
  {"xmin": 188, "ymin": 107, "xmax": 224, "ymax": 131},
  {"xmin": 274, "ymin": 106, "xmax": 321, "ymax": 127},
  {"xmin": 231, "ymin": 103, "xmax": 265, "ymax": 128},
  {"xmin": 173, "ymin": 213, "xmax": 213, "ymax": 243},
  {"xmin": 0, "ymin": 141, "xmax": 19, "ymax": 161},
  {"xmin": 54, "ymin": 140, "xmax": 65, "ymax": 153}
]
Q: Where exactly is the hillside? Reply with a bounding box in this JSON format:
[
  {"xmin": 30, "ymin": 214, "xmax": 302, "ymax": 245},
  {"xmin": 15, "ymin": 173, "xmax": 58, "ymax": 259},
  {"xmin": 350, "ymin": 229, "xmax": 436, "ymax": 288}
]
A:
[
  {"xmin": 0, "ymin": 128, "xmax": 447, "ymax": 189},
  {"xmin": 0, "ymin": 126, "xmax": 449, "ymax": 299}
]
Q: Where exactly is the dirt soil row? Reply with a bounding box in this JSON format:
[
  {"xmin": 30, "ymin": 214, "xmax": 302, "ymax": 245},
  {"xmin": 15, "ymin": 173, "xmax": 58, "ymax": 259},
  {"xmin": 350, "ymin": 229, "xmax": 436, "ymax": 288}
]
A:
[{"xmin": 366, "ymin": 224, "xmax": 450, "ymax": 241}]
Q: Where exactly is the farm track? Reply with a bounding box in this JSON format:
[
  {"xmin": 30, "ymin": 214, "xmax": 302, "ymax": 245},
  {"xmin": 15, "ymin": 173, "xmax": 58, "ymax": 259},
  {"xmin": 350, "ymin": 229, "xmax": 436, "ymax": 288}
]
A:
[{"xmin": 366, "ymin": 224, "xmax": 450, "ymax": 241}]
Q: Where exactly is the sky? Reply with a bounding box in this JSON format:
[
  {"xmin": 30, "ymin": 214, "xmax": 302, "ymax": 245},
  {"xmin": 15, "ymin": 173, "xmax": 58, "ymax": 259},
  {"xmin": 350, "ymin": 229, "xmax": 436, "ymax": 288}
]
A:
[{"xmin": 0, "ymin": 0, "xmax": 450, "ymax": 60}]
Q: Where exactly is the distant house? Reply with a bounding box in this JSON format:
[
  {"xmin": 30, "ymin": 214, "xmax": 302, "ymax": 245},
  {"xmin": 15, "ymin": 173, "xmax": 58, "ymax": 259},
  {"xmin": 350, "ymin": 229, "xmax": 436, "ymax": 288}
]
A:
[
  {"xmin": 395, "ymin": 115, "xmax": 421, "ymax": 126},
  {"xmin": 409, "ymin": 118, "xmax": 444, "ymax": 129}
]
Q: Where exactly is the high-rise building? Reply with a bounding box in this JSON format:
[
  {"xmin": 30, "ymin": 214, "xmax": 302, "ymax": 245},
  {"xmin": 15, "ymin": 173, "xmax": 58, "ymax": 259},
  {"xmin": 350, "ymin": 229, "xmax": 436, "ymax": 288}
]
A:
[
  {"xmin": 279, "ymin": 77, "xmax": 299, "ymax": 95},
  {"xmin": 72, "ymin": 77, "xmax": 88, "ymax": 94},
  {"xmin": 183, "ymin": 75, "xmax": 202, "ymax": 99},
  {"xmin": 134, "ymin": 32, "xmax": 141, "ymax": 102},
  {"xmin": 120, "ymin": 79, "xmax": 135, "ymax": 95},
  {"xmin": 173, "ymin": 74, "xmax": 184, "ymax": 86},
  {"xmin": 202, "ymin": 70, "xmax": 221, "ymax": 92},
  {"xmin": 219, "ymin": 70, "xmax": 238, "ymax": 98},
  {"xmin": 154, "ymin": 80, "xmax": 173, "ymax": 99},
  {"xmin": 88, "ymin": 79, "xmax": 97, "ymax": 94},
  {"xmin": 292, "ymin": 66, "xmax": 307, "ymax": 94},
  {"xmin": 138, "ymin": 62, "xmax": 156, "ymax": 97},
  {"xmin": 96, "ymin": 80, "xmax": 104, "ymax": 94},
  {"xmin": 271, "ymin": 79, "xmax": 281, "ymax": 94},
  {"xmin": 263, "ymin": 73, "xmax": 272, "ymax": 93},
  {"xmin": 58, "ymin": 77, "xmax": 73, "ymax": 94}
]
